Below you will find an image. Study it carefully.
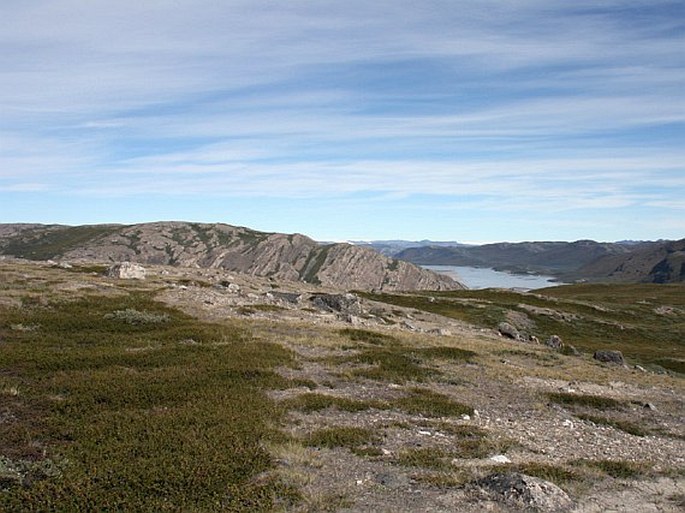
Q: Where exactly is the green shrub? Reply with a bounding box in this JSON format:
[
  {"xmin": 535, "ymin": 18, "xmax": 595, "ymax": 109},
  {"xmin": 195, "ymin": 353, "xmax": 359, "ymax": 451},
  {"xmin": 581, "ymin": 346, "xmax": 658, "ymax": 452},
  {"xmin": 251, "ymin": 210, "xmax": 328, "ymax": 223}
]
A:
[
  {"xmin": 392, "ymin": 388, "xmax": 473, "ymax": 418},
  {"xmin": 548, "ymin": 392, "xmax": 623, "ymax": 411},
  {"xmin": 305, "ymin": 426, "xmax": 379, "ymax": 449},
  {"xmin": 103, "ymin": 308, "xmax": 170, "ymax": 325},
  {"xmin": 281, "ymin": 393, "xmax": 383, "ymax": 413},
  {"xmin": 396, "ymin": 447, "xmax": 452, "ymax": 470},
  {"xmin": 338, "ymin": 328, "xmax": 398, "ymax": 345}
]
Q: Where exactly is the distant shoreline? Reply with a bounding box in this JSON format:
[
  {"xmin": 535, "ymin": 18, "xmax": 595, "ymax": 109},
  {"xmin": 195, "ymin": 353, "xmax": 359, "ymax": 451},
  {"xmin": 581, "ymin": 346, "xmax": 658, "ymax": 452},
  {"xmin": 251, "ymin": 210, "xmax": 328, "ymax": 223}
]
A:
[{"xmin": 422, "ymin": 265, "xmax": 565, "ymax": 291}]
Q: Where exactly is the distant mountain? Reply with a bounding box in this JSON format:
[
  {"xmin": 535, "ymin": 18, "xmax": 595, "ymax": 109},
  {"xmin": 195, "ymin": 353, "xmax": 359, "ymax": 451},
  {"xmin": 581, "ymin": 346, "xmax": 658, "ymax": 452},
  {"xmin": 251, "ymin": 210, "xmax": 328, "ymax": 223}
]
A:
[
  {"xmin": 396, "ymin": 240, "xmax": 631, "ymax": 275},
  {"xmin": 576, "ymin": 239, "xmax": 685, "ymax": 284},
  {"xmin": 395, "ymin": 239, "xmax": 685, "ymax": 284},
  {"xmin": 353, "ymin": 240, "xmax": 471, "ymax": 257},
  {"xmin": 0, "ymin": 222, "xmax": 462, "ymax": 292}
]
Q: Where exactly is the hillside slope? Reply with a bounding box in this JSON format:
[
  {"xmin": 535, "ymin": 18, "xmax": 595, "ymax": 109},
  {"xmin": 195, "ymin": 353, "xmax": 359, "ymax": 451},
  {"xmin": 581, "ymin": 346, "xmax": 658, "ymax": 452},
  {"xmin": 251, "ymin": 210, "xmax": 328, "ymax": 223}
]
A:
[
  {"xmin": 0, "ymin": 222, "xmax": 461, "ymax": 291},
  {"xmin": 576, "ymin": 238, "xmax": 685, "ymax": 284}
]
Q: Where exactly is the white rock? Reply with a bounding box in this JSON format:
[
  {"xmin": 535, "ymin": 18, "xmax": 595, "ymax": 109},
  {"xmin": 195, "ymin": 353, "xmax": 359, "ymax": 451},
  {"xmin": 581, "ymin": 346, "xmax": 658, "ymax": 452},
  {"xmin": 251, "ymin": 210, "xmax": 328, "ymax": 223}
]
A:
[
  {"xmin": 490, "ymin": 455, "xmax": 511, "ymax": 464},
  {"xmin": 107, "ymin": 262, "xmax": 146, "ymax": 280}
]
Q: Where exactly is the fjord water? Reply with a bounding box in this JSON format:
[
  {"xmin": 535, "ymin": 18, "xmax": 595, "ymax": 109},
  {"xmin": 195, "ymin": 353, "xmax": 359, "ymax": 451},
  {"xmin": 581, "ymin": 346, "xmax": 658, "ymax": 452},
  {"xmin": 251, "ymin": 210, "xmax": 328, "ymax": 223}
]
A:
[{"xmin": 423, "ymin": 265, "xmax": 564, "ymax": 290}]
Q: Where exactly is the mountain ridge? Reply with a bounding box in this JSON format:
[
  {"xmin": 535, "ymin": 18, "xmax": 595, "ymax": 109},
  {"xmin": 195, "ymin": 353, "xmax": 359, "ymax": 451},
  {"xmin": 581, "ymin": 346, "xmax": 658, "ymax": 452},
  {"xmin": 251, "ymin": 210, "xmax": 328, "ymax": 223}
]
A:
[
  {"xmin": 0, "ymin": 222, "xmax": 462, "ymax": 292},
  {"xmin": 395, "ymin": 239, "xmax": 685, "ymax": 284}
]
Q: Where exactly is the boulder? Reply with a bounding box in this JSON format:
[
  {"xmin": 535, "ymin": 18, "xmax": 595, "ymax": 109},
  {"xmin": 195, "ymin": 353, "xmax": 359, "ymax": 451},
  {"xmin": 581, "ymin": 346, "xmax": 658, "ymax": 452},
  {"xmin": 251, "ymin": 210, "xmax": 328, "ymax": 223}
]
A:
[
  {"xmin": 593, "ymin": 350, "xmax": 625, "ymax": 365},
  {"xmin": 545, "ymin": 335, "xmax": 563, "ymax": 350},
  {"xmin": 476, "ymin": 472, "xmax": 573, "ymax": 512},
  {"xmin": 497, "ymin": 322, "xmax": 520, "ymax": 340},
  {"xmin": 309, "ymin": 293, "xmax": 362, "ymax": 315},
  {"xmin": 107, "ymin": 262, "xmax": 146, "ymax": 280}
]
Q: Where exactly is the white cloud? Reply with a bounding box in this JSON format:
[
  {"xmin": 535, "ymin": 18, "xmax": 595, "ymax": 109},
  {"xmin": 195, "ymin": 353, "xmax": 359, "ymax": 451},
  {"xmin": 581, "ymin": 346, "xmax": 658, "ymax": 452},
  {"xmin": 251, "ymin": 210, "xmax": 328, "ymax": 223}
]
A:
[{"xmin": 0, "ymin": 1, "xmax": 683, "ymax": 238}]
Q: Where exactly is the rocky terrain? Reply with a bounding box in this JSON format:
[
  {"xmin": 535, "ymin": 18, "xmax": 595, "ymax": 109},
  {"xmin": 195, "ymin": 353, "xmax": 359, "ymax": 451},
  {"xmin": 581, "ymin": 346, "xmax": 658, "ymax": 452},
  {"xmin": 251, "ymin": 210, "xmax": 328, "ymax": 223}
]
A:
[
  {"xmin": 1, "ymin": 258, "xmax": 683, "ymax": 512},
  {"xmin": 0, "ymin": 222, "xmax": 461, "ymax": 292}
]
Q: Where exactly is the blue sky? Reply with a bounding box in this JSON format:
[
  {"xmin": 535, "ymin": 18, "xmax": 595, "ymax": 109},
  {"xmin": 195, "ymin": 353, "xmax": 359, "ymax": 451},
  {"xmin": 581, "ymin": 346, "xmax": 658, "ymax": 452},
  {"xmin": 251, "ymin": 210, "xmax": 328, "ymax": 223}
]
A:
[{"xmin": 1, "ymin": 1, "xmax": 684, "ymax": 243}]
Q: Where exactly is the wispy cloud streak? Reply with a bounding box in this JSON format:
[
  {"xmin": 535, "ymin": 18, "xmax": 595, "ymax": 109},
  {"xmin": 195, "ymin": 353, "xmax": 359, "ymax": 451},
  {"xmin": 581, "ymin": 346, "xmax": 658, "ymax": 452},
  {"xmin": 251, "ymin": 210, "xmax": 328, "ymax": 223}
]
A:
[{"xmin": 1, "ymin": 1, "xmax": 683, "ymax": 239}]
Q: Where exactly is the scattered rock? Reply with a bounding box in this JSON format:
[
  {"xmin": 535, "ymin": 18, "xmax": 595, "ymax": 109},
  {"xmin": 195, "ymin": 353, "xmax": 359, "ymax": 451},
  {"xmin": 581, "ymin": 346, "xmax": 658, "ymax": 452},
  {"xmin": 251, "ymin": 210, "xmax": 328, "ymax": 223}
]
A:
[
  {"xmin": 269, "ymin": 291, "xmax": 301, "ymax": 304},
  {"xmin": 545, "ymin": 335, "xmax": 563, "ymax": 350},
  {"xmin": 402, "ymin": 320, "xmax": 419, "ymax": 331},
  {"xmin": 374, "ymin": 472, "xmax": 409, "ymax": 489},
  {"xmin": 309, "ymin": 293, "xmax": 362, "ymax": 315},
  {"xmin": 593, "ymin": 350, "xmax": 625, "ymax": 365},
  {"xmin": 344, "ymin": 315, "xmax": 363, "ymax": 325},
  {"xmin": 490, "ymin": 455, "xmax": 511, "ymax": 464},
  {"xmin": 498, "ymin": 322, "xmax": 521, "ymax": 340},
  {"xmin": 107, "ymin": 262, "xmax": 146, "ymax": 280},
  {"xmin": 476, "ymin": 472, "xmax": 573, "ymax": 512}
]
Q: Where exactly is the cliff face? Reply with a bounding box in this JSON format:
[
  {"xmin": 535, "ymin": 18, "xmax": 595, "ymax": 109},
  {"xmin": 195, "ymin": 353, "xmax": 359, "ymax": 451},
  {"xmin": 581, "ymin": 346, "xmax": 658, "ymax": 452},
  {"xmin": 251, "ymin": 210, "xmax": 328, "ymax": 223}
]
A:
[{"xmin": 0, "ymin": 222, "xmax": 462, "ymax": 292}]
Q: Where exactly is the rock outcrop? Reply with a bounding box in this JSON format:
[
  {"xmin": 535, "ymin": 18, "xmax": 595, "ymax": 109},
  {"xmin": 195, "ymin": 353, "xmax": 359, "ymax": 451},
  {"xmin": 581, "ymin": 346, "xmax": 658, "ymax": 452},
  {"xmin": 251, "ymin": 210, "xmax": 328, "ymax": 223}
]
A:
[
  {"xmin": 475, "ymin": 472, "xmax": 573, "ymax": 512},
  {"xmin": 593, "ymin": 350, "xmax": 626, "ymax": 365},
  {"xmin": 107, "ymin": 262, "xmax": 147, "ymax": 280},
  {"xmin": 0, "ymin": 222, "xmax": 463, "ymax": 292}
]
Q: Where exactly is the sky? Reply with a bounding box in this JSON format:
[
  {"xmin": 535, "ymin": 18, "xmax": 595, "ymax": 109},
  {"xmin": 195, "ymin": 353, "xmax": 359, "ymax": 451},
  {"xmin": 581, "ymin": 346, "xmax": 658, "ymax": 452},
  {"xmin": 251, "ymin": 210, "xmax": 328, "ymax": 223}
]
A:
[{"xmin": 1, "ymin": 1, "xmax": 684, "ymax": 243}]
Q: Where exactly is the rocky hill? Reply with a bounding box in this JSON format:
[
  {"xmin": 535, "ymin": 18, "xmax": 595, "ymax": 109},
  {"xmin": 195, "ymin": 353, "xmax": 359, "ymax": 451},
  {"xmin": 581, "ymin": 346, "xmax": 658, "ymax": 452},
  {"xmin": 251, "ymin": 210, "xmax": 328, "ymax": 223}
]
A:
[
  {"xmin": 0, "ymin": 222, "xmax": 461, "ymax": 292},
  {"xmin": 575, "ymin": 238, "xmax": 685, "ymax": 284}
]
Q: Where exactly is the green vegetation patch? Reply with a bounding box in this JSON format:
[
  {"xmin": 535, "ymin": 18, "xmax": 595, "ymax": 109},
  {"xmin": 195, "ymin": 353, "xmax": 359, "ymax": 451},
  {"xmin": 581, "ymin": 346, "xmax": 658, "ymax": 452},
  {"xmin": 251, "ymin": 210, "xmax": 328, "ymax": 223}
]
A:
[
  {"xmin": 301, "ymin": 245, "xmax": 332, "ymax": 285},
  {"xmin": 281, "ymin": 393, "xmax": 383, "ymax": 413},
  {"xmin": 576, "ymin": 414, "xmax": 649, "ymax": 437},
  {"xmin": 347, "ymin": 347, "xmax": 437, "ymax": 382},
  {"xmin": 547, "ymin": 392, "xmax": 624, "ymax": 411},
  {"xmin": 0, "ymin": 292, "xmax": 298, "ymax": 511},
  {"xmin": 3, "ymin": 225, "xmax": 121, "ymax": 260},
  {"xmin": 572, "ymin": 459, "xmax": 649, "ymax": 479},
  {"xmin": 417, "ymin": 346, "xmax": 477, "ymax": 362},
  {"xmin": 338, "ymin": 328, "xmax": 399, "ymax": 346},
  {"xmin": 103, "ymin": 308, "xmax": 171, "ymax": 325},
  {"xmin": 362, "ymin": 283, "xmax": 685, "ymax": 372},
  {"xmin": 396, "ymin": 447, "xmax": 452, "ymax": 470},
  {"xmin": 511, "ymin": 462, "xmax": 586, "ymax": 486},
  {"xmin": 304, "ymin": 426, "xmax": 379, "ymax": 450},
  {"xmin": 392, "ymin": 388, "xmax": 473, "ymax": 418}
]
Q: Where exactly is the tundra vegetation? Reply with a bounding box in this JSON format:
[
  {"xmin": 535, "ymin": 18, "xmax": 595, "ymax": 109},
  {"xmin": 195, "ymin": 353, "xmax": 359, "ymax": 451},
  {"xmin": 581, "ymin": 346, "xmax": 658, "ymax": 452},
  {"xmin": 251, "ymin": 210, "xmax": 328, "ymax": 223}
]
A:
[{"xmin": 0, "ymin": 261, "xmax": 683, "ymax": 512}]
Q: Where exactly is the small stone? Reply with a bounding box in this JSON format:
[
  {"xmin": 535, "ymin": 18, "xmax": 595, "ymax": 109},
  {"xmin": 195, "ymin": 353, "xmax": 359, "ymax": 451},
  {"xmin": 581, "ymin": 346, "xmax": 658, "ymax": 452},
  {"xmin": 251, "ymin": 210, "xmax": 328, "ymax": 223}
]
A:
[
  {"xmin": 461, "ymin": 414, "xmax": 471, "ymax": 421},
  {"xmin": 402, "ymin": 320, "xmax": 418, "ymax": 331},
  {"xmin": 490, "ymin": 455, "xmax": 511, "ymax": 464},
  {"xmin": 545, "ymin": 335, "xmax": 563, "ymax": 350},
  {"xmin": 643, "ymin": 402, "xmax": 657, "ymax": 411}
]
